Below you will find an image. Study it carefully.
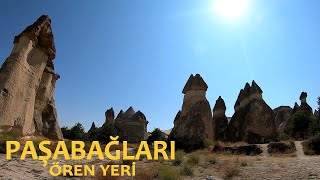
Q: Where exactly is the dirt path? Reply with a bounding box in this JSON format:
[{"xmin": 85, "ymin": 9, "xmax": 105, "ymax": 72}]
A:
[
  {"xmin": 259, "ymin": 144, "xmax": 269, "ymax": 157},
  {"xmin": 295, "ymin": 141, "xmax": 306, "ymax": 158}
]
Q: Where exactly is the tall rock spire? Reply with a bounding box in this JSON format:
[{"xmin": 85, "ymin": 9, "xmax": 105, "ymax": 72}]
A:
[
  {"xmin": 169, "ymin": 74, "xmax": 214, "ymax": 151},
  {"xmin": 0, "ymin": 15, "xmax": 62, "ymax": 139}
]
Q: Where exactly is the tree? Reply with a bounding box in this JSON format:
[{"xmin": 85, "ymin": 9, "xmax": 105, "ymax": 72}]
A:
[
  {"xmin": 147, "ymin": 128, "xmax": 166, "ymax": 144},
  {"xmin": 96, "ymin": 123, "xmax": 119, "ymax": 144},
  {"xmin": 61, "ymin": 126, "xmax": 71, "ymax": 139},
  {"xmin": 285, "ymin": 110, "xmax": 311, "ymax": 139},
  {"xmin": 69, "ymin": 123, "xmax": 86, "ymax": 140},
  {"xmin": 317, "ymin": 97, "xmax": 320, "ymax": 113}
]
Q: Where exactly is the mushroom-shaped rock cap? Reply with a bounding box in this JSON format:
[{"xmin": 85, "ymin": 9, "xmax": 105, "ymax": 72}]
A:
[
  {"xmin": 250, "ymin": 80, "xmax": 263, "ymax": 94},
  {"xmin": 182, "ymin": 74, "xmax": 208, "ymax": 94},
  {"xmin": 214, "ymin": 96, "xmax": 226, "ymax": 111},
  {"xmin": 122, "ymin": 106, "xmax": 136, "ymax": 119},
  {"xmin": 300, "ymin": 92, "xmax": 308, "ymax": 100},
  {"xmin": 105, "ymin": 107, "xmax": 115, "ymax": 117},
  {"xmin": 14, "ymin": 15, "xmax": 56, "ymax": 63}
]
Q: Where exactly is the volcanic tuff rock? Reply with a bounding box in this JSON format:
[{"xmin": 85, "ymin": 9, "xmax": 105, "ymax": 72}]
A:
[
  {"xmin": 169, "ymin": 74, "xmax": 214, "ymax": 151},
  {"xmin": 212, "ymin": 96, "xmax": 228, "ymax": 141},
  {"xmin": 88, "ymin": 122, "xmax": 97, "ymax": 135},
  {"xmin": 0, "ymin": 15, "xmax": 62, "ymax": 139},
  {"xmin": 227, "ymin": 81, "xmax": 278, "ymax": 144},
  {"xmin": 114, "ymin": 107, "xmax": 148, "ymax": 143},
  {"xmin": 299, "ymin": 92, "xmax": 313, "ymax": 115},
  {"xmin": 105, "ymin": 107, "xmax": 115, "ymax": 124},
  {"xmin": 273, "ymin": 106, "xmax": 293, "ymax": 133}
]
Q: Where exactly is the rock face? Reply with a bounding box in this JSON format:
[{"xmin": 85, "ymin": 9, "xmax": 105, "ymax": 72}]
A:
[
  {"xmin": 169, "ymin": 74, "xmax": 214, "ymax": 151},
  {"xmin": 105, "ymin": 108, "xmax": 115, "ymax": 124},
  {"xmin": 114, "ymin": 107, "xmax": 148, "ymax": 143},
  {"xmin": 227, "ymin": 81, "xmax": 278, "ymax": 144},
  {"xmin": 0, "ymin": 15, "xmax": 62, "ymax": 139},
  {"xmin": 298, "ymin": 92, "xmax": 313, "ymax": 115},
  {"xmin": 212, "ymin": 96, "xmax": 228, "ymax": 141},
  {"xmin": 273, "ymin": 106, "xmax": 293, "ymax": 133},
  {"xmin": 88, "ymin": 122, "xmax": 97, "ymax": 134}
]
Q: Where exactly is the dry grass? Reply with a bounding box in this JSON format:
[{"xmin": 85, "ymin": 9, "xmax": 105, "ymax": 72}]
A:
[
  {"xmin": 207, "ymin": 154, "xmax": 218, "ymax": 165},
  {"xmin": 222, "ymin": 164, "xmax": 240, "ymax": 179},
  {"xmin": 187, "ymin": 151, "xmax": 201, "ymax": 165},
  {"xmin": 155, "ymin": 165, "xmax": 182, "ymax": 180},
  {"xmin": 172, "ymin": 150, "xmax": 185, "ymax": 166},
  {"xmin": 214, "ymin": 141, "xmax": 248, "ymax": 147},
  {"xmin": 180, "ymin": 164, "xmax": 194, "ymax": 176}
]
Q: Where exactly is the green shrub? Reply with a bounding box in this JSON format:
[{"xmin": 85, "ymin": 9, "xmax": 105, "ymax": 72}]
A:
[
  {"xmin": 172, "ymin": 150, "xmax": 185, "ymax": 166},
  {"xmin": 147, "ymin": 128, "xmax": 166, "ymax": 145},
  {"xmin": 155, "ymin": 165, "xmax": 182, "ymax": 180},
  {"xmin": 187, "ymin": 152, "xmax": 201, "ymax": 165},
  {"xmin": 303, "ymin": 134, "xmax": 320, "ymax": 155},
  {"xmin": 180, "ymin": 165, "xmax": 194, "ymax": 176},
  {"xmin": 0, "ymin": 133, "xmax": 19, "ymax": 154}
]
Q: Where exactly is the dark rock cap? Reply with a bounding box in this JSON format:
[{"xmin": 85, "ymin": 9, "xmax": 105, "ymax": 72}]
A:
[
  {"xmin": 131, "ymin": 111, "xmax": 148, "ymax": 123},
  {"xmin": 122, "ymin": 106, "xmax": 136, "ymax": 119},
  {"xmin": 250, "ymin": 80, "xmax": 263, "ymax": 94},
  {"xmin": 300, "ymin": 92, "xmax": 307, "ymax": 100},
  {"xmin": 89, "ymin": 122, "xmax": 96, "ymax": 131},
  {"xmin": 182, "ymin": 74, "xmax": 208, "ymax": 94},
  {"xmin": 214, "ymin": 96, "xmax": 226, "ymax": 111},
  {"xmin": 115, "ymin": 110, "xmax": 123, "ymax": 120},
  {"xmin": 14, "ymin": 15, "xmax": 56, "ymax": 63}
]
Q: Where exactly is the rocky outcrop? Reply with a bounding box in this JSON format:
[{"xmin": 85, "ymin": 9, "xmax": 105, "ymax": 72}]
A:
[
  {"xmin": 169, "ymin": 74, "xmax": 214, "ymax": 151},
  {"xmin": 0, "ymin": 15, "xmax": 62, "ymax": 139},
  {"xmin": 114, "ymin": 107, "xmax": 148, "ymax": 143},
  {"xmin": 33, "ymin": 66, "xmax": 62, "ymax": 140},
  {"xmin": 105, "ymin": 108, "xmax": 115, "ymax": 124},
  {"xmin": 299, "ymin": 92, "xmax": 313, "ymax": 115},
  {"xmin": 227, "ymin": 81, "xmax": 278, "ymax": 144},
  {"xmin": 212, "ymin": 96, "xmax": 228, "ymax": 141},
  {"xmin": 88, "ymin": 122, "xmax": 97, "ymax": 135},
  {"xmin": 274, "ymin": 106, "xmax": 293, "ymax": 133}
]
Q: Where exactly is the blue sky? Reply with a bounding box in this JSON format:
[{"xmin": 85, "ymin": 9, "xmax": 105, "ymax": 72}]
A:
[{"xmin": 0, "ymin": 0, "xmax": 319, "ymax": 131}]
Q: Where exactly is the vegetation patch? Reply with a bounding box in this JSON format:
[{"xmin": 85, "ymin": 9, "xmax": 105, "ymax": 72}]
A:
[
  {"xmin": 302, "ymin": 135, "xmax": 320, "ymax": 155},
  {"xmin": 180, "ymin": 164, "xmax": 194, "ymax": 176},
  {"xmin": 155, "ymin": 165, "xmax": 182, "ymax": 180},
  {"xmin": 0, "ymin": 133, "xmax": 19, "ymax": 154},
  {"xmin": 267, "ymin": 141, "xmax": 296, "ymax": 156},
  {"xmin": 213, "ymin": 144, "xmax": 262, "ymax": 156},
  {"xmin": 222, "ymin": 164, "xmax": 240, "ymax": 179},
  {"xmin": 172, "ymin": 150, "xmax": 185, "ymax": 166}
]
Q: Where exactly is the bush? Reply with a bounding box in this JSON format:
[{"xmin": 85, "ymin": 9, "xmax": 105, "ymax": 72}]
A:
[
  {"xmin": 303, "ymin": 134, "xmax": 320, "ymax": 155},
  {"xmin": 267, "ymin": 141, "xmax": 296, "ymax": 154},
  {"xmin": 187, "ymin": 152, "xmax": 201, "ymax": 165},
  {"xmin": 207, "ymin": 155, "xmax": 217, "ymax": 164},
  {"xmin": 222, "ymin": 164, "xmax": 240, "ymax": 179},
  {"xmin": 180, "ymin": 165, "xmax": 194, "ymax": 176},
  {"xmin": 172, "ymin": 150, "xmax": 185, "ymax": 166},
  {"xmin": 0, "ymin": 133, "xmax": 19, "ymax": 154},
  {"xmin": 155, "ymin": 165, "xmax": 182, "ymax": 180},
  {"xmin": 147, "ymin": 128, "xmax": 166, "ymax": 145},
  {"xmin": 61, "ymin": 123, "xmax": 86, "ymax": 141},
  {"xmin": 240, "ymin": 161, "xmax": 248, "ymax": 167},
  {"xmin": 95, "ymin": 123, "xmax": 119, "ymax": 144}
]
